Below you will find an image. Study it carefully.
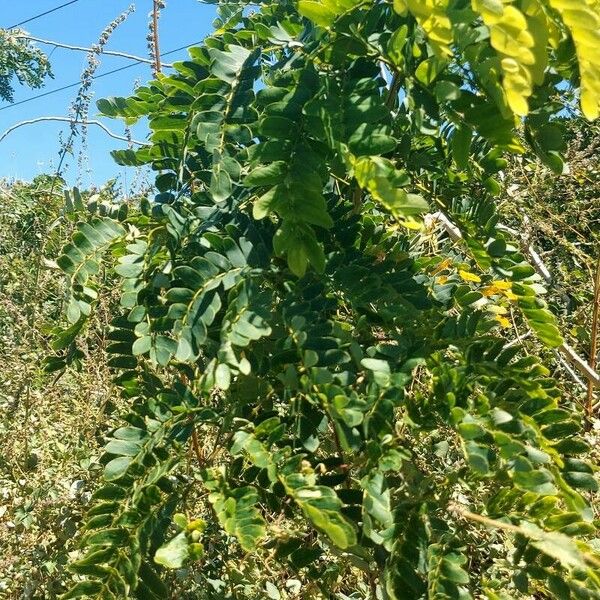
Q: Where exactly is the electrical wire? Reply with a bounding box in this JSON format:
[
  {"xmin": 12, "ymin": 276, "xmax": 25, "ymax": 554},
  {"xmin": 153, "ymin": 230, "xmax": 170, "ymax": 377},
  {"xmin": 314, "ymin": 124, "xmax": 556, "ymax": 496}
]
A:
[
  {"xmin": 0, "ymin": 42, "xmax": 200, "ymax": 113},
  {"xmin": 7, "ymin": 0, "xmax": 83, "ymax": 29}
]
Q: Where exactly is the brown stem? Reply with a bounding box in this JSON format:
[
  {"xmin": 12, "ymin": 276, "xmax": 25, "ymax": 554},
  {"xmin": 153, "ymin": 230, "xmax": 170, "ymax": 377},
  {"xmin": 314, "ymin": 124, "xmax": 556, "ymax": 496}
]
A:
[
  {"xmin": 191, "ymin": 426, "xmax": 204, "ymax": 466},
  {"xmin": 351, "ymin": 185, "xmax": 362, "ymax": 214},
  {"xmin": 205, "ymin": 427, "xmax": 225, "ymax": 465},
  {"xmin": 450, "ymin": 503, "xmax": 600, "ymax": 569},
  {"xmin": 152, "ymin": 0, "xmax": 162, "ymax": 76},
  {"xmin": 0, "ymin": 116, "xmax": 148, "ymax": 146},
  {"xmin": 385, "ymin": 71, "xmax": 402, "ymax": 110},
  {"xmin": 586, "ymin": 255, "xmax": 600, "ymax": 421}
]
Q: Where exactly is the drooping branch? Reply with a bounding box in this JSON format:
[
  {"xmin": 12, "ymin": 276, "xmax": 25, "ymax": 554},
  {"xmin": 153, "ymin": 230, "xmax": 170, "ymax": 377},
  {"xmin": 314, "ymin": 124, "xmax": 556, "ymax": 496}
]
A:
[
  {"xmin": 14, "ymin": 34, "xmax": 172, "ymax": 68},
  {"xmin": 0, "ymin": 116, "xmax": 148, "ymax": 146}
]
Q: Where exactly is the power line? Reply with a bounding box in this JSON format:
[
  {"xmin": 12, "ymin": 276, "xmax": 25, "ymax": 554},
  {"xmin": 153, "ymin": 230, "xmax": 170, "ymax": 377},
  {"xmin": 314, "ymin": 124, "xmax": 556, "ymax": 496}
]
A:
[
  {"xmin": 0, "ymin": 42, "xmax": 199, "ymax": 113},
  {"xmin": 7, "ymin": 0, "xmax": 83, "ymax": 29}
]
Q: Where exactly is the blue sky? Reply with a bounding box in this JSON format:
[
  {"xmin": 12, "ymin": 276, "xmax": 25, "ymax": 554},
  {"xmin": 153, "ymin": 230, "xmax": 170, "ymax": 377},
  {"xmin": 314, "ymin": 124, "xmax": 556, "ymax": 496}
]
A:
[{"xmin": 0, "ymin": 0, "xmax": 216, "ymax": 188}]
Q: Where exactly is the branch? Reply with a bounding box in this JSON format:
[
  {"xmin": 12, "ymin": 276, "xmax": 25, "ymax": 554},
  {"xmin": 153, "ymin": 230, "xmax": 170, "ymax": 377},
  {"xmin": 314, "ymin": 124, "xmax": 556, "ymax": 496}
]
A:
[
  {"xmin": 587, "ymin": 255, "xmax": 600, "ymax": 417},
  {"xmin": 497, "ymin": 222, "xmax": 552, "ymax": 283},
  {"xmin": 15, "ymin": 34, "xmax": 172, "ymax": 68},
  {"xmin": 449, "ymin": 503, "xmax": 600, "ymax": 569},
  {"xmin": 427, "ymin": 211, "xmax": 600, "ymax": 389},
  {"xmin": 385, "ymin": 71, "xmax": 402, "ymax": 110},
  {"xmin": 426, "ymin": 211, "xmax": 462, "ymax": 242},
  {"xmin": 0, "ymin": 117, "xmax": 149, "ymax": 146},
  {"xmin": 504, "ymin": 330, "xmax": 532, "ymax": 349},
  {"xmin": 152, "ymin": 0, "xmax": 163, "ymax": 76},
  {"xmin": 553, "ymin": 349, "xmax": 588, "ymax": 392},
  {"xmin": 561, "ymin": 341, "xmax": 600, "ymax": 389},
  {"xmin": 449, "ymin": 503, "xmax": 521, "ymax": 533},
  {"xmin": 191, "ymin": 426, "xmax": 205, "ymax": 467}
]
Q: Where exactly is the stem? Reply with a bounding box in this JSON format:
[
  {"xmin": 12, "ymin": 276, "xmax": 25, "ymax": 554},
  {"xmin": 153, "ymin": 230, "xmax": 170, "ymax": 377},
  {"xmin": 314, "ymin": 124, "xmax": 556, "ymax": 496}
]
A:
[
  {"xmin": 191, "ymin": 426, "xmax": 205, "ymax": 466},
  {"xmin": 586, "ymin": 255, "xmax": 600, "ymax": 420},
  {"xmin": 152, "ymin": 0, "xmax": 162, "ymax": 76},
  {"xmin": 450, "ymin": 503, "xmax": 600, "ymax": 569},
  {"xmin": 450, "ymin": 504, "xmax": 524, "ymax": 535},
  {"xmin": 351, "ymin": 185, "xmax": 362, "ymax": 214},
  {"xmin": 385, "ymin": 71, "xmax": 402, "ymax": 110}
]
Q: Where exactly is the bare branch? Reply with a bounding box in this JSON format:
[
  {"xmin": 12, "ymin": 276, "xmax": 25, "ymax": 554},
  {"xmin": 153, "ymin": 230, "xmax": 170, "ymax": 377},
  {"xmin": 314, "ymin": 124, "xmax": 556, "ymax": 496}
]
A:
[
  {"xmin": 587, "ymin": 255, "xmax": 600, "ymax": 416},
  {"xmin": 0, "ymin": 117, "xmax": 148, "ymax": 146},
  {"xmin": 504, "ymin": 331, "xmax": 532, "ymax": 349},
  {"xmin": 553, "ymin": 349, "xmax": 588, "ymax": 392},
  {"xmin": 561, "ymin": 342, "xmax": 600, "ymax": 389},
  {"xmin": 426, "ymin": 211, "xmax": 462, "ymax": 242},
  {"xmin": 15, "ymin": 34, "xmax": 172, "ymax": 68}
]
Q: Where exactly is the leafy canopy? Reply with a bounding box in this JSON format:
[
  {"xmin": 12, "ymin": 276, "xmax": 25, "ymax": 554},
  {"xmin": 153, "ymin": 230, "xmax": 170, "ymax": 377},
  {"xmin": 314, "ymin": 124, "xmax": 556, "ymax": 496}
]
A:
[
  {"xmin": 0, "ymin": 29, "xmax": 52, "ymax": 103},
  {"xmin": 49, "ymin": 1, "xmax": 600, "ymax": 598}
]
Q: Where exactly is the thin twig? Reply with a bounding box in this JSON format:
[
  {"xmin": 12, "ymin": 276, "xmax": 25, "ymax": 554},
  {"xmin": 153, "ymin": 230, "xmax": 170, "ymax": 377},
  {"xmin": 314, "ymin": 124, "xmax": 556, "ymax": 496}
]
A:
[
  {"xmin": 560, "ymin": 342, "xmax": 600, "ymax": 390},
  {"xmin": 205, "ymin": 428, "xmax": 224, "ymax": 465},
  {"xmin": 553, "ymin": 350, "xmax": 588, "ymax": 392},
  {"xmin": 0, "ymin": 117, "xmax": 148, "ymax": 146},
  {"xmin": 587, "ymin": 255, "xmax": 600, "ymax": 418},
  {"xmin": 191, "ymin": 426, "xmax": 205, "ymax": 467},
  {"xmin": 15, "ymin": 34, "xmax": 172, "ymax": 67},
  {"xmin": 503, "ymin": 330, "xmax": 532, "ymax": 349},
  {"xmin": 450, "ymin": 503, "xmax": 521, "ymax": 534},
  {"xmin": 510, "ymin": 308, "xmax": 528, "ymax": 355},
  {"xmin": 385, "ymin": 71, "xmax": 402, "ymax": 110},
  {"xmin": 450, "ymin": 503, "xmax": 600, "ymax": 569}
]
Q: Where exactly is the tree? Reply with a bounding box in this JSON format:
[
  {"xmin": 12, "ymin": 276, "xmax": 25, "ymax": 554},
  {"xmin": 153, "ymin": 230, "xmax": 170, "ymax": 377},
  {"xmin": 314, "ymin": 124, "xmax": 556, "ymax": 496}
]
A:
[
  {"xmin": 52, "ymin": 1, "xmax": 600, "ymax": 598},
  {"xmin": 0, "ymin": 29, "xmax": 52, "ymax": 102}
]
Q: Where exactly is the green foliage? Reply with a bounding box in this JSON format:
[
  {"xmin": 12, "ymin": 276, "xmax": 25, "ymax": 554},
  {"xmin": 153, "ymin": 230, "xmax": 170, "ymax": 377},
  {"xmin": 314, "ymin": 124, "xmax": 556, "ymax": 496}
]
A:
[
  {"xmin": 204, "ymin": 471, "xmax": 266, "ymax": 552},
  {"xmin": 0, "ymin": 29, "xmax": 52, "ymax": 102},
  {"xmin": 42, "ymin": 1, "xmax": 600, "ymax": 598},
  {"xmin": 0, "ymin": 177, "xmax": 126, "ymax": 597}
]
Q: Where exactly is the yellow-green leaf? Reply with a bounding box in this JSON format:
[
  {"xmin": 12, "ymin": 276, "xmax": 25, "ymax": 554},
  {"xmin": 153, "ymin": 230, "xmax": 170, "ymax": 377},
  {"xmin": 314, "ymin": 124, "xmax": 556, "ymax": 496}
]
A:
[
  {"xmin": 548, "ymin": 0, "xmax": 600, "ymax": 119},
  {"xmin": 472, "ymin": 0, "xmax": 550, "ymax": 116},
  {"xmin": 394, "ymin": 0, "xmax": 454, "ymax": 57}
]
